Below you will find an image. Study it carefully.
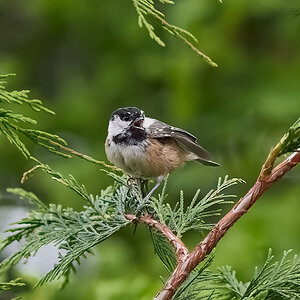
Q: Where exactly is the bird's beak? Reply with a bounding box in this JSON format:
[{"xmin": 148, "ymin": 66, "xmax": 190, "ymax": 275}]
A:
[{"xmin": 132, "ymin": 117, "xmax": 144, "ymax": 128}]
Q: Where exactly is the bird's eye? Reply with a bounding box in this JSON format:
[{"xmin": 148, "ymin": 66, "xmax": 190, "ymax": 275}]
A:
[{"xmin": 122, "ymin": 113, "xmax": 131, "ymax": 122}]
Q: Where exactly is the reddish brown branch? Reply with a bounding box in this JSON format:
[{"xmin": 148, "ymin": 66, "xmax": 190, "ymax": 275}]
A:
[
  {"xmin": 155, "ymin": 150, "xmax": 300, "ymax": 300},
  {"xmin": 125, "ymin": 214, "xmax": 189, "ymax": 263}
]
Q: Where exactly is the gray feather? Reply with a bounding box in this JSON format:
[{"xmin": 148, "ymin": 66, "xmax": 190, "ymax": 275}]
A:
[
  {"xmin": 147, "ymin": 120, "xmax": 220, "ymax": 167},
  {"xmin": 195, "ymin": 158, "xmax": 220, "ymax": 167}
]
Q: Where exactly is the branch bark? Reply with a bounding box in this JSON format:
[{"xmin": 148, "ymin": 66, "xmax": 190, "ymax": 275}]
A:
[
  {"xmin": 125, "ymin": 214, "xmax": 189, "ymax": 263},
  {"xmin": 154, "ymin": 150, "xmax": 300, "ymax": 300}
]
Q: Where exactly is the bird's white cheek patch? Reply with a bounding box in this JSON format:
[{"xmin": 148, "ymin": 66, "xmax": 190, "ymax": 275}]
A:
[{"xmin": 107, "ymin": 117, "xmax": 130, "ymax": 138}]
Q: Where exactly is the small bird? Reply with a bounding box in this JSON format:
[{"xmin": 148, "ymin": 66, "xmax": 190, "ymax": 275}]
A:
[{"xmin": 105, "ymin": 107, "xmax": 219, "ymax": 204}]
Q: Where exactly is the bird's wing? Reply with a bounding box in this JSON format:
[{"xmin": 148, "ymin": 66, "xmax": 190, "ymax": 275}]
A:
[{"xmin": 146, "ymin": 120, "xmax": 219, "ymax": 166}]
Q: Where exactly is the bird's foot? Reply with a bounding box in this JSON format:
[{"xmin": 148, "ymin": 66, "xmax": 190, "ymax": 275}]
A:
[
  {"xmin": 127, "ymin": 177, "xmax": 138, "ymax": 186},
  {"xmin": 136, "ymin": 197, "xmax": 151, "ymax": 216}
]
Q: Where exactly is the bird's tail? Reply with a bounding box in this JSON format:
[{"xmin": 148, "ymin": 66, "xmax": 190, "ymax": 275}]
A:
[{"xmin": 195, "ymin": 158, "xmax": 220, "ymax": 167}]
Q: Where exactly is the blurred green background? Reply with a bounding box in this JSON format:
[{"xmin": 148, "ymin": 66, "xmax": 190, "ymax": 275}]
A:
[{"xmin": 0, "ymin": 0, "xmax": 300, "ymax": 299}]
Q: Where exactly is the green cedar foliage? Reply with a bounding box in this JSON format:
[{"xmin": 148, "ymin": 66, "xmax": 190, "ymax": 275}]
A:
[
  {"xmin": 0, "ymin": 74, "xmax": 118, "ymax": 169},
  {"xmin": 0, "ymin": 277, "xmax": 24, "ymax": 294},
  {"xmin": 279, "ymin": 117, "xmax": 300, "ymax": 156},
  {"xmin": 131, "ymin": 0, "xmax": 218, "ymax": 66},
  {"xmin": 1, "ymin": 75, "xmax": 300, "ymax": 298},
  {"xmin": 0, "ymin": 74, "xmax": 69, "ymax": 159},
  {"xmin": 0, "ymin": 261, "xmax": 24, "ymax": 295},
  {"xmin": 173, "ymin": 249, "xmax": 300, "ymax": 300},
  {"xmin": 151, "ymin": 176, "xmax": 244, "ymax": 238},
  {"xmin": 1, "ymin": 164, "xmax": 130, "ymax": 287},
  {"xmin": 0, "ymin": 160, "xmax": 239, "ymax": 286}
]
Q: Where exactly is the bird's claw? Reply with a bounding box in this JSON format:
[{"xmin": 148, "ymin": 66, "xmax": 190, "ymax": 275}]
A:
[
  {"xmin": 136, "ymin": 197, "xmax": 151, "ymax": 216},
  {"xmin": 127, "ymin": 177, "xmax": 138, "ymax": 186}
]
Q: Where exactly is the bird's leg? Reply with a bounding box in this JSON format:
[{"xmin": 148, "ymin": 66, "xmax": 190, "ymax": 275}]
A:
[
  {"xmin": 144, "ymin": 177, "xmax": 163, "ymax": 201},
  {"xmin": 136, "ymin": 176, "xmax": 164, "ymax": 214}
]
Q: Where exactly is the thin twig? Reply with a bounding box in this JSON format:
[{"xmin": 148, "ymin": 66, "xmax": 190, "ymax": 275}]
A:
[
  {"xmin": 154, "ymin": 150, "xmax": 300, "ymax": 300},
  {"xmin": 49, "ymin": 140, "xmax": 121, "ymax": 171},
  {"xmin": 21, "ymin": 164, "xmax": 43, "ymax": 184},
  {"xmin": 259, "ymin": 136, "xmax": 286, "ymax": 180},
  {"xmin": 125, "ymin": 214, "xmax": 189, "ymax": 263}
]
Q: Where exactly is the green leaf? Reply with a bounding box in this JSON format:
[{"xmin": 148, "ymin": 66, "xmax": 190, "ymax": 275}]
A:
[
  {"xmin": 244, "ymin": 249, "xmax": 300, "ymax": 299},
  {"xmin": 0, "ymin": 74, "xmax": 68, "ymax": 158},
  {"xmin": 1, "ymin": 166, "xmax": 131, "ymax": 286},
  {"xmin": 131, "ymin": 0, "xmax": 217, "ymax": 66},
  {"xmin": 0, "ymin": 278, "xmax": 24, "ymax": 292},
  {"xmin": 150, "ymin": 229, "xmax": 177, "ymax": 273},
  {"xmin": 151, "ymin": 176, "xmax": 243, "ymax": 237},
  {"xmin": 279, "ymin": 117, "xmax": 300, "ymax": 156}
]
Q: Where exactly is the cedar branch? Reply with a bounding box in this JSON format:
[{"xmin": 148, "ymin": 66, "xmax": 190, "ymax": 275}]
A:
[
  {"xmin": 125, "ymin": 214, "xmax": 189, "ymax": 263},
  {"xmin": 155, "ymin": 150, "xmax": 300, "ymax": 300},
  {"xmin": 49, "ymin": 140, "xmax": 121, "ymax": 171}
]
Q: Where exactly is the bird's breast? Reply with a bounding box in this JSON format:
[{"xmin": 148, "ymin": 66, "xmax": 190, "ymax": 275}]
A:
[
  {"xmin": 105, "ymin": 136, "xmax": 186, "ymax": 179},
  {"xmin": 105, "ymin": 137, "xmax": 148, "ymax": 177}
]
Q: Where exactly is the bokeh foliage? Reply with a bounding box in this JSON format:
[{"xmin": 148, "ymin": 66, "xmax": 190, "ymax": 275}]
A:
[{"xmin": 0, "ymin": 0, "xmax": 300, "ymax": 299}]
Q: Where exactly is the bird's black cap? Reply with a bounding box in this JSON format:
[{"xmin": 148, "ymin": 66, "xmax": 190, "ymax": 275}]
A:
[{"xmin": 111, "ymin": 107, "xmax": 144, "ymax": 122}]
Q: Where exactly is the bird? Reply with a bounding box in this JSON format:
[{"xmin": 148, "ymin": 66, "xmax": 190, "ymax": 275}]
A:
[{"xmin": 105, "ymin": 107, "xmax": 219, "ymax": 207}]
